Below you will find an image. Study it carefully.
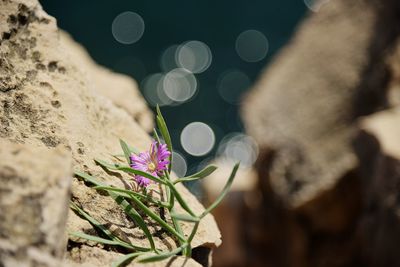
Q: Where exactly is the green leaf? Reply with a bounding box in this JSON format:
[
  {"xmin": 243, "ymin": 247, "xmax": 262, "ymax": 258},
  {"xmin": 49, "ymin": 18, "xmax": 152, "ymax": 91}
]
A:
[
  {"xmin": 165, "ymin": 179, "xmax": 196, "ymax": 217},
  {"xmin": 69, "ymin": 232, "xmax": 120, "ymax": 246},
  {"xmin": 113, "ymin": 195, "xmax": 157, "ymax": 251},
  {"xmin": 111, "ymin": 154, "xmax": 125, "ymax": 158},
  {"xmin": 186, "ymin": 221, "xmax": 200, "ymax": 245},
  {"xmin": 119, "ymin": 139, "xmax": 132, "ymax": 165},
  {"xmin": 156, "ymin": 105, "xmax": 173, "ymax": 172},
  {"xmin": 137, "ymin": 246, "xmax": 185, "ymax": 263},
  {"xmin": 200, "ymin": 163, "xmax": 240, "ymax": 218},
  {"xmin": 127, "ymin": 144, "xmax": 140, "ymax": 155},
  {"xmin": 170, "ymin": 206, "xmax": 187, "ymax": 255},
  {"xmin": 112, "ymin": 252, "xmax": 144, "ymax": 267},
  {"xmin": 94, "ymin": 159, "xmax": 122, "ymax": 169},
  {"xmin": 70, "ymin": 202, "xmax": 112, "ymax": 238},
  {"xmin": 94, "ymin": 159, "xmax": 167, "ymax": 185},
  {"xmin": 173, "ymin": 165, "xmax": 218, "ymax": 184},
  {"xmin": 69, "ymin": 202, "xmax": 148, "ymax": 251},
  {"xmin": 153, "ymin": 128, "xmax": 161, "ymax": 144},
  {"xmin": 75, "ymin": 170, "xmax": 106, "ymax": 186},
  {"xmin": 170, "ymin": 213, "xmax": 200, "ymax": 223},
  {"xmin": 94, "ymin": 186, "xmax": 170, "ymax": 208},
  {"xmin": 128, "ymin": 194, "xmax": 186, "ymax": 242},
  {"xmin": 73, "ymin": 172, "xmax": 156, "ymax": 251}
]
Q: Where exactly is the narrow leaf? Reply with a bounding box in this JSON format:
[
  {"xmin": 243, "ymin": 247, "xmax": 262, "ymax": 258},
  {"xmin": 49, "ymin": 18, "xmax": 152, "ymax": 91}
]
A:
[
  {"xmin": 73, "ymin": 172, "xmax": 156, "ymax": 250},
  {"xmin": 111, "ymin": 252, "xmax": 143, "ymax": 267},
  {"xmin": 75, "ymin": 170, "xmax": 106, "ymax": 186},
  {"xmin": 69, "ymin": 202, "xmax": 147, "ymax": 251},
  {"xmin": 170, "ymin": 207, "xmax": 187, "ymax": 255},
  {"xmin": 113, "ymin": 195, "xmax": 157, "ymax": 251},
  {"xmin": 170, "ymin": 213, "xmax": 200, "ymax": 223},
  {"xmin": 128, "ymin": 194, "xmax": 186, "ymax": 242},
  {"xmin": 94, "ymin": 186, "xmax": 169, "ymax": 208},
  {"xmin": 119, "ymin": 139, "xmax": 132, "ymax": 165},
  {"xmin": 165, "ymin": 179, "xmax": 196, "ymax": 217},
  {"xmin": 173, "ymin": 165, "xmax": 218, "ymax": 184},
  {"xmin": 137, "ymin": 246, "xmax": 184, "ymax": 263},
  {"xmin": 94, "ymin": 159, "xmax": 122, "ymax": 170},
  {"xmin": 200, "ymin": 163, "xmax": 240, "ymax": 218},
  {"xmin": 94, "ymin": 159, "xmax": 166, "ymax": 185},
  {"xmin": 69, "ymin": 232, "xmax": 120, "ymax": 246},
  {"xmin": 156, "ymin": 105, "xmax": 173, "ymax": 172}
]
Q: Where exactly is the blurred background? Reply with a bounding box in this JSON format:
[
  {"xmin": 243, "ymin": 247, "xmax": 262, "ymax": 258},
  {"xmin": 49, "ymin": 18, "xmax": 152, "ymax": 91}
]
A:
[{"xmin": 40, "ymin": 0, "xmax": 307, "ymax": 176}]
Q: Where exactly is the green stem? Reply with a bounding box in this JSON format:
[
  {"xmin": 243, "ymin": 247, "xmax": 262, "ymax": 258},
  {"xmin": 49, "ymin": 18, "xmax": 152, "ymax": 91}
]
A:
[
  {"xmin": 165, "ymin": 179, "xmax": 196, "ymax": 217},
  {"xmin": 184, "ymin": 221, "xmax": 200, "ymax": 257},
  {"xmin": 129, "ymin": 194, "xmax": 186, "ymax": 242}
]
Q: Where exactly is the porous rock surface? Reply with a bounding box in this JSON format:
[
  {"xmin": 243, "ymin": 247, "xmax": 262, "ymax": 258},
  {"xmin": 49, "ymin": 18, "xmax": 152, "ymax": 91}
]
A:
[
  {"xmin": 0, "ymin": 140, "xmax": 71, "ymax": 267},
  {"xmin": 0, "ymin": 0, "xmax": 220, "ymax": 266}
]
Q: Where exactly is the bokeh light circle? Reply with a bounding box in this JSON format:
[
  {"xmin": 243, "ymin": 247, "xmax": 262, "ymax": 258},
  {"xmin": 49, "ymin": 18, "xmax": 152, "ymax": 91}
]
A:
[
  {"xmin": 181, "ymin": 122, "xmax": 215, "ymax": 156},
  {"xmin": 235, "ymin": 30, "xmax": 268, "ymax": 62},
  {"xmin": 176, "ymin": 41, "xmax": 212, "ymax": 73},
  {"xmin": 112, "ymin": 11, "xmax": 145, "ymax": 44},
  {"xmin": 218, "ymin": 70, "xmax": 251, "ymax": 104},
  {"xmin": 303, "ymin": 0, "xmax": 331, "ymax": 12},
  {"xmin": 142, "ymin": 73, "xmax": 173, "ymax": 107},
  {"xmin": 217, "ymin": 133, "xmax": 259, "ymax": 167},
  {"xmin": 160, "ymin": 45, "xmax": 180, "ymax": 72},
  {"xmin": 171, "ymin": 151, "xmax": 187, "ymax": 177},
  {"xmin": 163, "ymin": 68, "xmax": 197, "ymax": 103}
]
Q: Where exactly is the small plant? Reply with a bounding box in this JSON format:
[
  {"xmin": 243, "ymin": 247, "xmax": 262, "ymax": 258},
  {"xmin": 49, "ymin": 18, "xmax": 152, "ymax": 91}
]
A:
[{"xmin": 70, "ymin": 106, "xmax": 239, "ymax": 266}]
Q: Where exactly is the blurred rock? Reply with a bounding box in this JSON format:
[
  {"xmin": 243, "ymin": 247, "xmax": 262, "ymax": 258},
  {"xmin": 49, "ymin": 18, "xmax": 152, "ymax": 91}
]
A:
[
  {"xmin": 0, "ymin": 140, "xmax": 71, "ymax": 267},
  {"xmin": 242, "ymin": 0, "xmax": 397, "ymax": 210},
  {"xmin": 202, "ymin": 161, "xmax": 259, "ymax": 267},
  {"xmin": 0, "ymin": 0, "xmax": 220, "ymax": 266},
  {"xmin": 355, "ymin": 108, "xmax": 400, "ymax": 267},
  {"xmin": 202, "ymin": 160, "xmax": 257, "ymax": 199},
  {"xmin": 239, "ymin": 0, "xmax": 400, "ymax": 266}
]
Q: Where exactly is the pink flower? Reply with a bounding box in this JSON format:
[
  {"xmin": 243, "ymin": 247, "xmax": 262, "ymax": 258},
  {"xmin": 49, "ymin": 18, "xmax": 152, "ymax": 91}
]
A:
[{"xmin": 129, "ymin": 141, "xmax": 171, "ymax": 187}]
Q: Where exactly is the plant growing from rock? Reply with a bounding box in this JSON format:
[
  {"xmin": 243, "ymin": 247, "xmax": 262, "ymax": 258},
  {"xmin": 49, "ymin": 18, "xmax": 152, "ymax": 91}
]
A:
[{"xmin": 70, "ymin": 106, "xmax": 239, "ymax": 266}]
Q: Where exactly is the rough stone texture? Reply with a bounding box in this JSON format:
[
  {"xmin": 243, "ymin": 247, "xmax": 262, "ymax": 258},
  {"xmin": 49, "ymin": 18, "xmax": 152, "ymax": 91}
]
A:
[
  {"xmin": 66, "ymin": 245, "xmax": 202, "ymax": 267},
  {"xmin": 0, "ymin": 139, "xmax": 71, "ymax": 267},
  {"xmin": 59, "ymin": 31, "xmax": 153, "ymax": 133},
  {"xmin": 238, "ymin": 0, "xmax": 400, "ymax": 266},
  {"xmin": 0, "ymin": 0, "xmax": 221, "ymax": 266}
]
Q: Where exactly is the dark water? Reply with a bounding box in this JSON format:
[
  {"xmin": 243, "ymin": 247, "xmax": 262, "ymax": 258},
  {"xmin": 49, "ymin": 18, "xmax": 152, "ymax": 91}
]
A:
[{"xmin": 40, "ymin": 0, "xmax": 307, "ymax": 172}]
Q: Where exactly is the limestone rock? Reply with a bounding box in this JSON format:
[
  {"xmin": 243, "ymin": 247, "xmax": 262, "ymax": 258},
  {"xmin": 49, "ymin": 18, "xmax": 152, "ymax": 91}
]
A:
[
  {"xmin": 0, "ymin": 139, "xmax": 71, "ymax": 267},
  {"xmin": 66, "ymin": 245, "xmax": 202, "ymax": 267},
  {"xmin": 0, "ymin": 0, "xmax": 221, "ymax": 266},
  {"xmin": 58, "ymin": 31, "xmax": 153, "ymax": 132}
]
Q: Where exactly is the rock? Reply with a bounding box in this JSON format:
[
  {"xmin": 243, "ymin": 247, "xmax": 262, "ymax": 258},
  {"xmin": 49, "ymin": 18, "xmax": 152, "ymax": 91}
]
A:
[
  {"xmin": 66, "ymin": 245, "xmax": 202, "ymax": 267},
  {"xmin": 0, "ymin": 139, "xmax": 71, "ymax": 267},
  {"xmin": 202, "ymin": 160, "xmax": 257, "ymax": 199},
  {"xmin": 239, "ymin": 0, "xmax": 400, "ymax": 266},
  {"xmin": 202, "ymin": 160, "xmax": 259, "ymax": 267},
  {"xmin": 242, "ymin": 0, "xmax": 398, "ymax": 209},
  {"xmin": 58, "ymin": 31, "xmax": 153, "ymax": 132},
  {"xmin": 0, "ymin": 0, "xmax": 221, "ymax": 266},
  {"xmin": 355, "ymin": 108, "xmax": 400, "ymax": 267}
]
